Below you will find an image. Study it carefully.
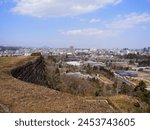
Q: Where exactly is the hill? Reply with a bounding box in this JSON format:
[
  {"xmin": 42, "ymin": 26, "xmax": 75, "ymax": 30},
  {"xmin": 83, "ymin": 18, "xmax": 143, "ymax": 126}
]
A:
[{"xmin": 0, "ymin": 56, "xmax": 149, "ymax": 112}]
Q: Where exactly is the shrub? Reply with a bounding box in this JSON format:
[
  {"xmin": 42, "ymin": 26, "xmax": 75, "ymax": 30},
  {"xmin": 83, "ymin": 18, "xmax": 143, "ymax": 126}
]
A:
[{"xmin": 31, "ymin": 52, "xmax": 42, "ymax": 56}]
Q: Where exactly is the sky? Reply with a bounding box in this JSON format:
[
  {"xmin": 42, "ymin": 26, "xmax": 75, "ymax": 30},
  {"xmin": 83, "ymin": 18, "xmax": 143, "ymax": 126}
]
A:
[{"xmin": 0, "ymin": 0, "xmax": 150, "ymax": 48}]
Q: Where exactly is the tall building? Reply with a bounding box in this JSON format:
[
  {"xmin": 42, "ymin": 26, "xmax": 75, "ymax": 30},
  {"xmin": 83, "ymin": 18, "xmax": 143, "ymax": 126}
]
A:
[
  {"xmin": 148, "ymin": 47, "xmax": 150, "ymax": 52},
  {"xmin": 69, "ymin": 45, "xmax": 75, "ymax": 54}
]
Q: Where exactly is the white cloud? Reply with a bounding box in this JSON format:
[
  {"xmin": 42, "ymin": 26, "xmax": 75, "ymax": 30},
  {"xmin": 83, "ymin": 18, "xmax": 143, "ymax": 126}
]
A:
[
  {"xmin": 62, "ymin": 28, "xmax": 116, "ymax": 38},
  {"xmin": 113, "ymin": 0, "xmax": 122, "ymax": 5},
  {"xmin": 89, "ymin": 19, "xmax": 102, "ymax": 23},
  {"xmin": 63, "ymin": 28, "xmax": 103, "ymax": 35},
  {"xmin": 63, "ymin": 13, "xmax": 150, "ymax": 37},
  {"xmin": 11, "ymin": 0, "xmax": 122, "ymax": 18},
  {"xmin": 62, "ymin": 28, "xmax": 115, "ymax": 37},
  {"xmin": 79, "ymin": 18, "xmax": 102, "ymax": 23},
  {"xmin": 107, "ymin": 13, "xmax": 150, "ymax": 30}
]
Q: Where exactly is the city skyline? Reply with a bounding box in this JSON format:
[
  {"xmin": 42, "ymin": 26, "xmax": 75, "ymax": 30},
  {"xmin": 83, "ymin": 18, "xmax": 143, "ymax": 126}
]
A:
[{"xmin": 0, "ymin": 0, "xmax": 150, "ymax": 48}]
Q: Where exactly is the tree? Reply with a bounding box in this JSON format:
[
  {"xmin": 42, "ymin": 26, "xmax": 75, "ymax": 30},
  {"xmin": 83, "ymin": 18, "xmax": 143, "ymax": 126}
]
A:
[
  {"xmin": 134, "ymin": 80, "xmax": 146, "ymax": 92},
  {"xmin": 95, "ymin": 90, "xmax": 101, "ymax": 96},
  {"xmin": 119, "ymin": 82, "xmax": 130, "ymax": 94},
  {"xmin": 55, "ymin": 67, "xmax": 60, "ymax": 75},
  {"xmin": 86, "ymin": 64, "xmax": 92, "ymax": 74},
  {"xmin": 31, "ymin": 52, "xmax": 41, "ymax": 56},
  {"xmin": 134, "ymin": 80, "xmax": 150, "ymax": 107},
  {"xmin": 93, "ymin": 66, "xmax": 98, "ymax": 71}
]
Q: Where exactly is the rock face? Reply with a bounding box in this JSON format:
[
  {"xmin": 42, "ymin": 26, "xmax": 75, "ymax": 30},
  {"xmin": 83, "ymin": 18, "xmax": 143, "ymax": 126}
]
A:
[{"xmin": 11, "ymin": 56, "xmax": 48, "ymax": 86}]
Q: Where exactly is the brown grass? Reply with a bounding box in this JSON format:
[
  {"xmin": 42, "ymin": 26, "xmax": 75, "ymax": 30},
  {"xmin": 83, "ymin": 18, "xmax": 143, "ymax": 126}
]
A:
[
  {"xmin": 128, "ymin": 77, "xmax": 150, "ymax": 87},
  {"xmin": 0, "ymin": 56, "xmax": 149, "ymax": 113},
  {"xmin": 0, "ymin": 106, "xmax": 4, "ymax": 113},
  {"xmin": 0, "ymin": 56, "xmax": 116, "ymax": 112},
  {"xmin": 99, "ymin": 75, "xmax": 114, "ymax": 85},
  {"xmin": 109, "ymin": 95, "xmax": 149, "ymax": 113}
]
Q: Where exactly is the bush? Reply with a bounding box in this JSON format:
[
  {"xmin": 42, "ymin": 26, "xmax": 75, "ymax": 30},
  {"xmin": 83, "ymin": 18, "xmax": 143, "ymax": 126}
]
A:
[
  {"xmin": 0, "ymin": 106, "xmax": 5, "ymax": 113},
  {"xmin": 31, "ymin": 52, "xmax": 42, "ymax": 56},
  {"xmin": 134, "ymin": 80, "xmax": 146, "ymax": 92},
  {"xmin": 134, "ymin": 81, "xmax": 150, "ymax": 105}
]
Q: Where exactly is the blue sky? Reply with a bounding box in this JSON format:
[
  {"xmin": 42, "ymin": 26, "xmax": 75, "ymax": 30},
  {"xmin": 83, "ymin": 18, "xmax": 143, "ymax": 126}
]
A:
[{"xmin": 0, "ymin": 0, "xmax": 150, "ymax": 48}]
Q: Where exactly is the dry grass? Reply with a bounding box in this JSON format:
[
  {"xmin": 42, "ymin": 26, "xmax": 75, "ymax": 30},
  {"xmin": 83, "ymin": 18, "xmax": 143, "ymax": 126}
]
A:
[
  {"xmin": 109, "ymin": 95, "xmax": 149, "ymax": 113},
  {"xmin": 0, "ymin": 56, "xmax": 34, "ymax": 69},
  {"xmin": 0, "ymin": 56, "xmax": 116, "ymax": 112},
  {"xmin": 128, "ymin": 77, "xmax": 150, "ymax": 87},
  {"xmin": 0, "ymin": 56, "xmax": 149, "ymax": 113},
  {"xmin": 99, "ymin": 76, "xmax": 114, "ymax": 85}
]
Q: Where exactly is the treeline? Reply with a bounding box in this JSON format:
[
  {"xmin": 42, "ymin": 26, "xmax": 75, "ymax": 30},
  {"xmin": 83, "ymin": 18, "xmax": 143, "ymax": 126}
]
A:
[
  {"xmin": 120, "ymin": 53, "xmax": 150, "ymax": 66},
  {"xmin": 138, "ymin": 60, "xmax": 150, "ymax": 67},
  {"xmin": 134, "ymin": 81, "xmax": 150, "ymax": 111},
  {"xmin": 0, "ymin": 46, "xmax": 21, "ymax": 51},
  {"xmin": 122, "ymin": 53, "xmax": 150, "ymax": 59}
]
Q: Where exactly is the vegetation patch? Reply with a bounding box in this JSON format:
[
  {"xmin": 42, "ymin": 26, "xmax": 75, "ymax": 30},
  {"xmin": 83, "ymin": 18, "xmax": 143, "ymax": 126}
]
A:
[
  {"xmin": 0, "ymin": 106, "xmax": 5, "ymax": 113},
  {"xmin": 109, "ymin": 95, "xmax": 149, "ymax": 113}
]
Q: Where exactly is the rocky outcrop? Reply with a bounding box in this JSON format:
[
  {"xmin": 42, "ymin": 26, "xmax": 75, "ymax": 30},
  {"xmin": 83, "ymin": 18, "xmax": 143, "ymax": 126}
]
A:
[{"xmin": 11, "ymin": 56, "xmax": 48, "ymax": 86}]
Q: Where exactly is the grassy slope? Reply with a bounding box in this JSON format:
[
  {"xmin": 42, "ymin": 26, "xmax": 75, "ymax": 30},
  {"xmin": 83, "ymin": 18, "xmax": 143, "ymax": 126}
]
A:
[
  {"xmin": 0, "ymin": 56, "xmax": 149, "ymax": 112},
  {"xmin": 0, "ymin": 106, "xmax": 4, "ymax": 113},
  {"xmin": 0, "ymin": 56, "xmax": 116, "ymax": 112},
  {"xmin": 109, "ymin": 95, "xmax": 149, "ymax": 113}
]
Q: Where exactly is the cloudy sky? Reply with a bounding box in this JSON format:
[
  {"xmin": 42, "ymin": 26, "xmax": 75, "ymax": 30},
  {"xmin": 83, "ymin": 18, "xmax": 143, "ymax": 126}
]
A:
[{"xmin": 0, "ymin": 0, "xmax": 150, "ymax": 48}]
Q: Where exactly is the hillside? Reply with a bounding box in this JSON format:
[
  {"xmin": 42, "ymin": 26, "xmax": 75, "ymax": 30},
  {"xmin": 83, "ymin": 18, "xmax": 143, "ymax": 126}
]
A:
[
  {"xmin": 0, "ymin": 106, "xmax": 4, "ymax": 112},
  {"xmin": 0, "ymin": 56, "xmax": 149, "ymax": 112}
]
